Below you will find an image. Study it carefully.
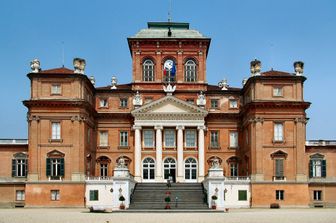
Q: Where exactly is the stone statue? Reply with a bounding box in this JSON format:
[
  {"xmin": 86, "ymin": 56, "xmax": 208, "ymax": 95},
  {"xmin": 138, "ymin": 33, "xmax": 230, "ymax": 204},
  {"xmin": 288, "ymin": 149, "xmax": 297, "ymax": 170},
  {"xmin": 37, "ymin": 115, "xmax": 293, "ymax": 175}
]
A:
[
  {"xmin": 133, "ymin": 91, "xmax": 143, "ymax": 107},
  {"xmin": 196, "ymin": 91, "xmax": 206, "ymax": 107},
  {"xmin": 294, "ymin": 61, "xmax": 304, "ymax": 76},
  {"xmin": 73, "ymin": 58, "xmax": 86, "ymax": 74},
  {"xmin": 111, "ymin": 76, "xmax": 118, "ymax": 89},
  {"xmin": 211, "ymin": 157, "xmax": 220, "ymax": 169},
  {"xmin": 117, "ymin": 157, "xmax": 126, "ymax": 168},
  {"xmin": 218, "ymin": 79, "xmax": 228, "ymax": 90},
  {"xmin": 30, "ymin": 59, "xmax": 41, "ymax": 73}
]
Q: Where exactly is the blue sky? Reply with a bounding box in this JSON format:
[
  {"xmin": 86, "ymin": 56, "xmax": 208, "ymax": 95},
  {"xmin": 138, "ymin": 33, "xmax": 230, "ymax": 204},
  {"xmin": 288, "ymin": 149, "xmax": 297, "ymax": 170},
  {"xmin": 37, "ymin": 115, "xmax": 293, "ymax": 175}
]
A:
[{"xmin": 0, "ymin": 0, "xmax": 335, "ymax": 139}]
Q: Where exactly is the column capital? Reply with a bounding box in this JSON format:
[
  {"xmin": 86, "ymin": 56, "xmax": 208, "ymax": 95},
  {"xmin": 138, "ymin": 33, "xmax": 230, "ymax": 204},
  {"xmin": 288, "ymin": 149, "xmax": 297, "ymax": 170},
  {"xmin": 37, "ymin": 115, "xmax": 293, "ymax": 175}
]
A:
[
  {"xmin": 197, "ymin": 125, "xmax": 206, "ymax": 131},
  {"xmin": 132, "ymin": 125, "xmax": 142, "ymax": 130},
  {"xmin": 176, "ymin": 125, "xmax": 185, "ymax": 130},
  {"xmin": 154, "ymin": 125, "xmax": 163, "ymax": 130}
]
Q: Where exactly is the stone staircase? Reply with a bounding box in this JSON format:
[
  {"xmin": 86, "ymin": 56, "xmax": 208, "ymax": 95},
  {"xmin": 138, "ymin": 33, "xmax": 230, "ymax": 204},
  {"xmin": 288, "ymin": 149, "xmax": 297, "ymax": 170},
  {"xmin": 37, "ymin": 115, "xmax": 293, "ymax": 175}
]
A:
[{"xmin": 129, "ymin": 183, "xmax": 209, "ymax": 210}]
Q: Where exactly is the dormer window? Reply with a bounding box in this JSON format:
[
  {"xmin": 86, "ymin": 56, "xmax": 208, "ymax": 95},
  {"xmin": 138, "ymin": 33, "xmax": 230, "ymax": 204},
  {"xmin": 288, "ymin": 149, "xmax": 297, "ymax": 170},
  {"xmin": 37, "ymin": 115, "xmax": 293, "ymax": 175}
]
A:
[
  {"xmin": 143, "ymin": 59, "xmax": 155, "ymax": 81},
  {"xmin": 229, "ymin": 99, "xmax": 238, "ymax": 109},
  {"xmin": 51, "ymin": 84, "xmax": 61, "ymax": 95},
  {"xmin": 184, "ymin": 60, "xmax": 197, "ymax": 82},
  {"xmin": 99, "ymin": 98, "xmax": 108, "ymax": 108}
]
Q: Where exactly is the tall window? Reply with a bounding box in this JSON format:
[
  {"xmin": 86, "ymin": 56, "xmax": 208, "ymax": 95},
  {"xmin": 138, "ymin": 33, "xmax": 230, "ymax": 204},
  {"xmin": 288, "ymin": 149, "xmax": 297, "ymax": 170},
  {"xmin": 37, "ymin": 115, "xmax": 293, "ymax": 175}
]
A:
[
  {"xmin": 229, "ymin": 131, "xmax": 238, "ymax": 148},
  {"xmin": 184, "ymin": 60, "xmax": 197, "ymax": 82},
  {"xmin": 46, "ymin": 158, "xmax": 64, "ymax": 178},
  {"xmin": 16, "ymin": 190, "xmax": 25, "ymax": 201},
  {"xmin": 143, "ymin": 129, "xmax": 154, "ymax": 147},
  {"xmin": 314, "ymin": 190, "xmax": 322, "ymax": 201},
  {"xmin": 164, "ymin": 129, "xmax": 176, "ymax": 147},
  {"xmin": 185, "ymin": 129, "xmax": 196, "ymax": 147},
  {"xmin": 120, "ymin": 131, "xmax": 128, "ymax": 147},
  {"xmin": 12, "ymin": 153, "xmax": 28, "ymax": 177},
  {"xmin": 51, "ymin": 122, "xmax": 61, "ymax": 140},
  {"xmin": 100, "ymin": 164, "xmax": 108, "ymax": 177},
  {"xmin": 99, "ymin": 98, "xmax": 108, "ymax": 108},
  {"xmin": 185, "ymin": 158, "xmax": 197, "ymax": 180},
  {"xmin": 276, "ymin": 190, "xmax": 284, "ymax": 200},
  {"xmin": 143, "ymin": 59, "xmax": 155, "ymax": 81},
  {"xmin": 230, "ymin": 163, "xmax": 238, "ymax": 177},
  {"xmin": 51, "ymin": 84, "xmax": 61, "ymax": 95},
  {"xmin": 99, "ymin": 131, "xmax": 108, "ymax": 146},
  {"xmin": 164, "ymin": 158, "xmax": 176, "ymax": 180},
  {"xmin": 309, "ymin": 156, "xmax": 326, "ymax": 178},
  {"xmin": 143, "ymin": 157, "xmax": 155, "ymax": 180},
  {"xmin": 274, "ymin": 123, "xmax": 283, "ymax": 142},
  {"xmin": 210, "ymin": 131, "xmax": 219, "ymax": 148},
  {"xmin": 210, "ymin": 99, "xmax": 219, "ymax": 109},
  {"xmin": 275, "ymin": 159, "xmax": 284, "ymax": 178}
]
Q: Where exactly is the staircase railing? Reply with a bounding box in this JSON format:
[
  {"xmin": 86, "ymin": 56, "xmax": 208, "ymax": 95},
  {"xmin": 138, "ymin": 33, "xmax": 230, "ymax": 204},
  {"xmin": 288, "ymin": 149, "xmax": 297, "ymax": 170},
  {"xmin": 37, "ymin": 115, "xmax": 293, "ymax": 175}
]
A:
[{"xmin": 130, "ymin": 183, "xmax": 137, "ymax": 203}]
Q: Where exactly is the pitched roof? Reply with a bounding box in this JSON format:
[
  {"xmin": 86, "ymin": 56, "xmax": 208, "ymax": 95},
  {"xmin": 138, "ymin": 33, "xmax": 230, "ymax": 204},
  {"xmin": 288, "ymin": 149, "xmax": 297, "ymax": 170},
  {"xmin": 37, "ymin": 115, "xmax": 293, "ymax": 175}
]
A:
[
  {"xmin": 261, "ymin": 70, "xmax": 293, "ymax": 77},
  {"xmin": 39, "ymin": 67, "xmax": 74, "ymax": 74},
  {"xmin": 207, "ymin": 84, "xmax": 241, "ymax": 92},
  {"xmin": 96, "ymin": 83, "xmax": 132, "ymax": 91}
]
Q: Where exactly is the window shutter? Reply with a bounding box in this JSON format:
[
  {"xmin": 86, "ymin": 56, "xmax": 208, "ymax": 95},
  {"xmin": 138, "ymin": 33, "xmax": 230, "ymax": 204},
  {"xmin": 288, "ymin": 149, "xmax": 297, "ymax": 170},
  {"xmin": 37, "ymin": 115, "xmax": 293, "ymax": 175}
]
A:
[
  {"xmin": 25, "ymin": 160, "xmax": 28, "ymax": 177},
  {"xmin": 275, "ymin": 159, "xmax": 284, "ymax": 177},
  {"xmin": 89, "ymin": 190, "xmax": 94, "ymax": 201},
  {"xmin": 60, "ymin": 158, "xmax": 65, "ymax": 177},
  {"xmin": 309, "ymin": 160, "xmax": 313, "ymax": 178},
  {"xmin": 46, "ymin": 158, "xmax": 51, "ymax": 176},
  {"xmin": 12, "ymin": 159, "xmax": 16, "ymax": 177},
  {"xmin": 321, "ymin": 160, "xmax": 327, "ymax": 177}
]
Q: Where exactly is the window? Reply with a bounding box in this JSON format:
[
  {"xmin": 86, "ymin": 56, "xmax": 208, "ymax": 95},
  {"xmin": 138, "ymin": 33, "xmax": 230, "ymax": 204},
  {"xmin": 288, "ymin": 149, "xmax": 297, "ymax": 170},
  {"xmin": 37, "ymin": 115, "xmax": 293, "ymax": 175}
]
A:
[
  {"xmin": 276, "ymin": 190, "xmax": 284, "ymax": 200},
  {"xmin": 275, "ymin": 159, "xmax": 284, "ymax": 178},
  {"xmin": 229, "ymin": 99, "xmax": 238, "ymax": 108},
  {"xmin": 120, "ymin": 131, "xmax": 128, "ymax": 147},
  {"xmin": 186, "ymin": 98, "xmax": 194, "ymax": 104},
  {"xmin": 51, "ymin": 190, "xmax": 60, "ymax": 201},
  {"xmin": 310, "ymin": 159, "xmax": 326, "ymax": 178},
  {"xmin": 51, "ymin": 84, "xmax": 61, "ymax": 95},
  {"xmin": 16, "ymin": 190, "xmax": 25, "ymax": 201},
  {"xmin": 99, "ymin": 131, "xmax": 108, "ymax": 147},
  {"xmin": 210, "ymin": 99, "xmax": 218, "ymax": 109},
  {"xmin": 46, "ymin": 158, "xmax": 64, "ymax": 177},
  {"xmin": 185, "ymin": 158, "xmax": 197, "ymax": 180},
  {"xmin": 51, "ymin": 122, "xmax": 61, "ymax": 140},
  {"xmin": 143, "ymin": 59, "xmax": 155, "ymax": 81},
  {"xmin": 184, "ymin": 60, "xmax": 197, "ymax": 82},
  {"xmin": 164, "ymin": 158, "xmax": 176, "ymax": 180},
  {"xmin": 120, "ymin": 98, "xmax": 128, "ymax": 108},
  {"xmin": 238, "ymin": 190, "xmax": 247, "ymax": 201},
  {"xmin": 229, "ymin": 131, "xmax": 238, "ymax": 148},
  {"xmin": 273, "ymin": 87, "xmax": 283, "ymax": 97},
  {"xmin": 99, "ymin": 99, "xmax": 108, "ymax": 108},
  {"xmin": 90, "ymin": 190, "xmax": 99, "ymax": 201},
  {"xmin": 164, "ymin": 129, "xmax": 176, "ymax": 147},
  {"xmin": 12, "ymin": 156, "xmax": 28, "ymax": 177},
  {"xmin": 100, "ymin": 164, "xmax": 108, "ymax": 177},
  {"xmin": 143, "ymin": 157, "xmax": 155, "ymax": 180},
  {"xmin": 274, "ymin": 123, "xmax": 283, "ymax": 142},
  {"xmin": 313, "ymin": 190, "xmax": 322, "ymax": 201},
  {"xmin": 143, "ymin": 129, "xmax": 154, "ymax": 147},
  {"xmin": 185, "ymin": 129, "xmax": 196, "ymax": 147},
  {"xmin": 230, "ymin": 163, "xmax": 238, "ymax": 177},
  {"xmin": 210, "ymin": 131, "xmax": 219, "ymax": 148}
]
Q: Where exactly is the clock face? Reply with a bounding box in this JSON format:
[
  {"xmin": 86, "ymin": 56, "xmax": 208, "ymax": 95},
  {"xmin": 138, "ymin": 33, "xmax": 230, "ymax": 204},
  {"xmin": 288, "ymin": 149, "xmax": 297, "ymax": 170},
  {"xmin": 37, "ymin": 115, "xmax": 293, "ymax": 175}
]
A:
[{"xmin": 164, "ymin": 60, "xmax": 174, "ymax": 71}]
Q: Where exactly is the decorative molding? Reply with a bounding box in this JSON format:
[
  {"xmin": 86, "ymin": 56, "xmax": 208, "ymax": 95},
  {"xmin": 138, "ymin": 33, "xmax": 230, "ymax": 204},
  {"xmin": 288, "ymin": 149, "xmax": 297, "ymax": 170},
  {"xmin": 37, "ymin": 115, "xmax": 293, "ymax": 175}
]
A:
[
  {"xmin": 132, "ymin": 125, "xmax": 142, "ymax": 130},
  {"xmin": 248, "ymin": 117, "xmax": 264, "ymax": 123},
  {"xmin": 154, "ymin": 125, "xmax": 163, "ymax": 130},
  {"xmin": 295, "ymin": 117, "xmax": 308, "ymax": 124},
  {"xmin": 176, "ymin": 125, "xmax": 185, "ymax": 130},
  {"xmin": 71, "ymin": 115, "xmax": 86, "ymax": 122},
  {"xmin": 27, "ymin": 114, "xmax": 40, "ymax": 122}
]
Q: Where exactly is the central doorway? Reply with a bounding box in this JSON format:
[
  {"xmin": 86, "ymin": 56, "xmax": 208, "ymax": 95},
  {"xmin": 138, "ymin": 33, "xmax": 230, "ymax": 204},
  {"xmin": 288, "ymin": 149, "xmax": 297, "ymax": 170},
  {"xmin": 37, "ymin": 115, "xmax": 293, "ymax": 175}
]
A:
[{"xmin": 164, "ymin": 157, "xmax": 176, "ymax": 182}]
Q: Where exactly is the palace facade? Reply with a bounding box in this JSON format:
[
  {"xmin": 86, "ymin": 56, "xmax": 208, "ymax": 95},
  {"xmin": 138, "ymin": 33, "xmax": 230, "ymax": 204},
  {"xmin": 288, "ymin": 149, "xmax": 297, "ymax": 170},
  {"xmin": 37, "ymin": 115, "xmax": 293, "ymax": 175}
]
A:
[{"xmin": 0, "ymin": 22, "xmax": 336, "ymax": 209}]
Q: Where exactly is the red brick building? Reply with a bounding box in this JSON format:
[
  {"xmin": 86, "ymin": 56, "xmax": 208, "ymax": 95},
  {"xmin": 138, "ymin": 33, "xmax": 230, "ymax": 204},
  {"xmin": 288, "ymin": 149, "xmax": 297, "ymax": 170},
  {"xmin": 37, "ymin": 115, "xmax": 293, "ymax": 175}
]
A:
[{"xmin": 0, "ymin": 22, "xmax": 335, "ymax": 208}]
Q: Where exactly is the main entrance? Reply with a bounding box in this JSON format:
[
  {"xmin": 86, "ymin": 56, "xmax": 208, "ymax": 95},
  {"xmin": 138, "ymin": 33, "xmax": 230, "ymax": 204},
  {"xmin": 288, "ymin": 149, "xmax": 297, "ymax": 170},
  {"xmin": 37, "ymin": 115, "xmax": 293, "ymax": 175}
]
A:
[{"xmin": 163, "ymin": 158, "xmax": 176, "ymax": 182}]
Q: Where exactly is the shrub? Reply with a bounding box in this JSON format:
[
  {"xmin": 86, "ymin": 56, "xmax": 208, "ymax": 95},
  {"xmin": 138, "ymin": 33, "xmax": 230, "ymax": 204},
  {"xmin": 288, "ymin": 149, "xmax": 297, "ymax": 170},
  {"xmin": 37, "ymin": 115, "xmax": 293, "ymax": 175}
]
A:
[
  {"xmin": 119, "ymin": 195, "xmax": 125, "ymax": 202},
  {"xmin": 270, "ymin": 203, "xmax": 280, "ymax": 209},
  {"xmin": 165, "ymin": 196, "xmax": 171, "ymax": 203},
  {"xmin": 211, "ymin": 195, "xmax": 218, "ymax": 200}
]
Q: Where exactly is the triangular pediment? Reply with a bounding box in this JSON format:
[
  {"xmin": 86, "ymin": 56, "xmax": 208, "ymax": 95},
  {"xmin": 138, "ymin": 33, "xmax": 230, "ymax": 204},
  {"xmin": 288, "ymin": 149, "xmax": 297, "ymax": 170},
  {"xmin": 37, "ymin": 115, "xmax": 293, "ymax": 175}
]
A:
[{"xmin": 131, "ymin": 95, "xmax": 207, "ymax": 116}]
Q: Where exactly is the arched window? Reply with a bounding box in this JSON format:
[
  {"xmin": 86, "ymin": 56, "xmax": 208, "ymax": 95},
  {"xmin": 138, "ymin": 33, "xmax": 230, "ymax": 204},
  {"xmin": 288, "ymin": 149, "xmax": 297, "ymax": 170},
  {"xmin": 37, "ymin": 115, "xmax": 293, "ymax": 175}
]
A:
[
  {"xmin": 164, "ymin": 157, "xmax": 176, "ymax": 180},
  {"xmin": 185, "ymin": 157, "xmax": 197, "ymax": 180},
  {"xmin": 96, "ymin": 156, "xmax": 111, "ymax": 178},
  {"xmin": 143, "ymin": 157, "xmax": 155, "ymax": 180},
  {"xmin": 184, "ymin": 60, "xmax": 197, "ymax": 82},
  {"xmin": 227, "ymin": 156, "xmax": 239, "ymax": 177},
  {"xmin": 143, "ymin": 59, "xmax": 155, "ymax": 81}
]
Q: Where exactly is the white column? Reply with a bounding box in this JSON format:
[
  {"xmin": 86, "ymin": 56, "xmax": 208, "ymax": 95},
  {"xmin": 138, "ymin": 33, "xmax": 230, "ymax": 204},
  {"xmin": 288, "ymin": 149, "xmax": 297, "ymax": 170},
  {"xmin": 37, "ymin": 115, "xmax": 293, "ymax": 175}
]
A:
[
  {"xmin": 133, "ymin": 125, "xmax": 142, "ymax": 182},
  {"xmin": 155, "ymin": 125, "xmax": 163, "ymax": 181},
  {"xmin": 177, "ymin": 125, "xmax": 184, "ymax": 182},
  {"xmin": 198, "ymin": 126, "xmax": 206, "ymax": 182}
]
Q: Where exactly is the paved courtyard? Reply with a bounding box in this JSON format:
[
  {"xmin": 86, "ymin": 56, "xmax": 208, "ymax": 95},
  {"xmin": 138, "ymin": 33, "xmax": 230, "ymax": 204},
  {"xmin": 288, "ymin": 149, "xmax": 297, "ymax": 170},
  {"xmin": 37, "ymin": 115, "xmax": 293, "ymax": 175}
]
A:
[{"xmin": 0, "ymin": 208, "xmax": 336, "ymax": 223}]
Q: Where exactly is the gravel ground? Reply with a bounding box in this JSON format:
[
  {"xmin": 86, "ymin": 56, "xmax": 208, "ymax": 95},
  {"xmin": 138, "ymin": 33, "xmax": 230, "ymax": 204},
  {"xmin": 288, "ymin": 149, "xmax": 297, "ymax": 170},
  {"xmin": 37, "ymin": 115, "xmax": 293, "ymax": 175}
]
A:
[{"xmin": 0, "ymin": 208, "xmax": 336, "ymax": 223}]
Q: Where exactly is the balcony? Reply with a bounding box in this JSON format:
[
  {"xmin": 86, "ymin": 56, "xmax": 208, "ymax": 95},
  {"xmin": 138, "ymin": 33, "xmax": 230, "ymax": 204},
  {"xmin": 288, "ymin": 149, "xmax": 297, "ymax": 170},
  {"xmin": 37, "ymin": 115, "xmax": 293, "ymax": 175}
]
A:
[
  {"xmin": 224, "ymin": 176, "xmax": 250, "ymax": 181},
  {"xmin": 273, "ymin": 176, "xmax": 286, "ymax": 181},
  {"xmin": 306, "ymin": 140, "xmax": 336, "ymax": 146}
]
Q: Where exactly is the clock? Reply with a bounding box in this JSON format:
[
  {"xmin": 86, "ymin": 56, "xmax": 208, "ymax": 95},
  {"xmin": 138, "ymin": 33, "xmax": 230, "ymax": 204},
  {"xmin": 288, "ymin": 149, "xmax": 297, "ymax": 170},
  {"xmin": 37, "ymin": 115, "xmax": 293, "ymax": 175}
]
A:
[{"xmin": 164, "ymin": 59, "xmax": 174, "ymax": 71}]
